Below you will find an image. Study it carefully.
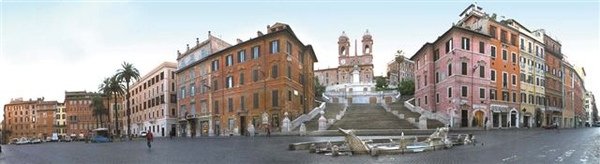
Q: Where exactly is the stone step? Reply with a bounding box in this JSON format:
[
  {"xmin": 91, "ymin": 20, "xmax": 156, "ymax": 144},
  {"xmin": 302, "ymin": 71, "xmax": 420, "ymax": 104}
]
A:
[{"xmin": 328, "ymin": 104, "xmax": 417, "ymax": 130}]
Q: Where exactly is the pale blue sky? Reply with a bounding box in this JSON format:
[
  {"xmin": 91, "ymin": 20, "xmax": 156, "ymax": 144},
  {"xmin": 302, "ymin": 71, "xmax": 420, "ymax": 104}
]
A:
[{"xmin": 1, "ymin": 1, "xmax": 598, "ymax": 120}]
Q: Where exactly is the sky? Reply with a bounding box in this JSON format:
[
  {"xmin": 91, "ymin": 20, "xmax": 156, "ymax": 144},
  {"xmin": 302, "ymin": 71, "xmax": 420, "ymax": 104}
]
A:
[{"xmin": 1, "ymin": 0, "xmax": 598, "ymax": 120}]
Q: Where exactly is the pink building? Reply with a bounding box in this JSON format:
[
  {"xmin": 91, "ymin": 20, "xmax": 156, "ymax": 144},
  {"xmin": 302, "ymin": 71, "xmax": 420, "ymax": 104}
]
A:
[{"xmin": 411, "ymin": 26, "xmax": 493, "ymax": 128}]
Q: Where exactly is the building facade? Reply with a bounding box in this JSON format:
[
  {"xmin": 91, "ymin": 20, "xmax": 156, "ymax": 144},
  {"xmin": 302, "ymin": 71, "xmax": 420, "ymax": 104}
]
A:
[
  {"xmin": 65, "ymin": 91, "xmax": 103, "ymax": 138},
  {"xmin": 3, "ymin": 98, "xmax": 57, "ymax": 141},
  {"xmin": 54, "ymin": 103, "xmax": 67, "ymax": 137},
  {"xmin": 563, "ymin": 61, "xmax": 576, "ymax": 128},
  {"xmin": 387, "ymin": 55, "xmax": 415, "ymax": 87},
  {"xmin": 176, "ymin": 23, "xmax": 318, "ymax": 136},
  {"xmin": 543, "ymin": 35, "xmax": 564, "ymax": 127},
  {"xmin": 314, "ymin": 31, "xmax": 375, "ymax": 86},
  {"xmin": 127, "ymin": 62, "xmax": 178, "ymax": 137},
  {"xmin": 509, "ymin": 20, "xmax": 546, "ymax": 128}
]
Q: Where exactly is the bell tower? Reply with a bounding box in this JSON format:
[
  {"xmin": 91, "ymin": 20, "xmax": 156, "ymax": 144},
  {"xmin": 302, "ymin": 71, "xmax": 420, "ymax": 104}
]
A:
[
  {"xmin": 362, "ymin": 29, "xmax": 373, "ymax": 55},
  {"xmin": 338, "ymin": 31, "xmax": 350, "ymax": 56}
]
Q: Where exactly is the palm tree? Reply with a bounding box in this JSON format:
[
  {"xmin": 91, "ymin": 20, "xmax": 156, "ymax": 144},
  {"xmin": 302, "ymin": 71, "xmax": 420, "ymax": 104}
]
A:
[
  {"xmin": 116, "ymin": 62, "xmax": 140, "ymax": 139},
  {"xmin": 109, "ymin": 75, "xmax": 125, "ymax": 137},
  {"xmin": 90, "ymin": 95, "xmax": 106, "ymax": 128},
  {"xmin": 99, "ymin": 77, "xmax": 112, "ymax": 133}
]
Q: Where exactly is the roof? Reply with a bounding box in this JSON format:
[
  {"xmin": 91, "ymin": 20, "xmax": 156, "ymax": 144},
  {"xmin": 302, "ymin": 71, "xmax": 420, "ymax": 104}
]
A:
[
  {"xmin": 176, "ymin": 23, "xmax": 318, "ymax": 73},
  {"xmin": 409, "ymin": 25, "xmax": 490, "ymax": 60}
]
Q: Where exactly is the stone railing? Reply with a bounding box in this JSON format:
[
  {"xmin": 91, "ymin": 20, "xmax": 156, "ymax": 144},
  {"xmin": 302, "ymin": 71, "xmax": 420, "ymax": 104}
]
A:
[
  {"xmin": 380, "ymin": 103, "xmax": 421, "ymax": 128},
  {"xmin": 290, "ymin": 101, "xmax": 326, "ymax": 130},
  {"xmin": 404, "ymin": 98, "xmax": 450, "ymax": 126}
]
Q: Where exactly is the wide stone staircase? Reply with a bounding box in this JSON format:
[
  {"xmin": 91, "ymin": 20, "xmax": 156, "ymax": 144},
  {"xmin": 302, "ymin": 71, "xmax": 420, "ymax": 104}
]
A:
[
  {"xmin": 303, "ymin": 103, "xmax": 345, "ymax": 131},
  {"xmin": 387, "ymin": 101, "xmax": 446, "ymax": 129},
  {"xmin": 328, "ymin": 104, "xmax": 416, "ymax": 130}
]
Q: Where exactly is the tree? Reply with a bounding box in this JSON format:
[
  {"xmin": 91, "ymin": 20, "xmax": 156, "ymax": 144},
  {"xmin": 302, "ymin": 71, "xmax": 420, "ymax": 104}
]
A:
[
  {"xmin": 109, "ymin": 75, "xmax": 125, "ymax": 137},
  {"xmin": 314, "ymin": 78, "xmax": 326, "ymax": 98},
  {"xmin": 116, "ymin": 62, "xmax": 140, "ymax": 139},
  {"xmin": 398, "ymin": 79, "xmax": 415, "ymax": 96},
  {"xmin": 375, "ymin": 76, "xmax": 388, "ymax": 91},
  {"xmin": 90, "ymin": 95, "xmax": 107, "ymax": 128}
]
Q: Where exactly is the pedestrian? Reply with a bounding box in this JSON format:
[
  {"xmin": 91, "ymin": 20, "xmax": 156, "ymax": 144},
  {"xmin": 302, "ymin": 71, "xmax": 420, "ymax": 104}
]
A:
[
  {"xmin": 146, "ymin": 130, "xmax": 153, "ymax": 148},
  {"xmin": 266, "ymin": 125, "xmax": 271, "ymax": 137},
  {"xmin": 555, "ymin": 122, "xmax": 560, "ymax": 133}
]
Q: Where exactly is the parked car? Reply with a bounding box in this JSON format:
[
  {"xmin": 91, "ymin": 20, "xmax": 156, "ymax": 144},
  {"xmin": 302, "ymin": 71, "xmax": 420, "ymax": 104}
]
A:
[
  {"xmin": 16, "ymin": 137, "xmax": 30, "ymax": 145},
  {"xmin": 61, "ymin": 136, "xmax": 73, "ymax": 142},
  {"xmin": 31, "ymin": 138, "xmax": 42, "ymax": 144},
  {"xmin": 10, "ymin": 138, "xmax": 19, "ymax": 145},
  {"xmin": 593, "ymin": 122, "xmax": 600, "ymax": 127},
  {"xmin": 140, "ymin": 131, "xmax": 147, "ymax": 137}
]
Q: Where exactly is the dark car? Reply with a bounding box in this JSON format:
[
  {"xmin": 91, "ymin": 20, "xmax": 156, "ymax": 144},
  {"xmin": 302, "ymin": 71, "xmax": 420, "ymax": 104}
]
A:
[
  {"xmin": 593, "ymin": 122, "xmax": 600, "ymax": 127},
  {"xmin": 91, "ymin": 136, "xmax": 111, "ymax": 143},
  {"xmin": 544, "ymin": 124, "xmax": 558, "ymax": 129}
]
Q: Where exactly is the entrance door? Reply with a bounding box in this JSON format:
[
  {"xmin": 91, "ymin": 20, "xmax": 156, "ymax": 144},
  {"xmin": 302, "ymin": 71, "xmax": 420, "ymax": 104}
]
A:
[
  {"xmin": 190, "ymin": 120, "xmax": 197, "ymax": 137},
  {"xmin": 161, "ymin": 127, "xmax": 165, "ymax": 137},
  {"xmin": 240, "ymin": 116, "xmax": 247, "ymax": 136},
  {"xmin": 493, "ymin": 113, "xmax": 499, "ymax": 127},
  {"xmin": 215, "ymin": 120, "xmax": 220, "ymax": 136},
  {"xmin": 524, "ymin": 116, "xmax": 530, "ymax": 128},
  {"xmin": 474, "ymin": 111, "xmax": 484, "ymax": 127},
  {"xmin": 510, "ymin": 111, "xmax": 517, "ymax": 127},
  {"xmin": 461, "ymin": 110, "xmax": 468, "ymax": 127},
  {"xmin": 171, "ymin": 125, "xmax": 176, "ymax": 137},
  {"xmin": 501, "ymin": 113, "xmax": 508, "ymax": 127}
]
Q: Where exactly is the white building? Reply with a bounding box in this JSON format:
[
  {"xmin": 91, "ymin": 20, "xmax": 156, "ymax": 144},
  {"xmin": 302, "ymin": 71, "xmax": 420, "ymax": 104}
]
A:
[
  {"xmin": 125, "ymin": 62, "xmax": 178, "ymax": 137},
  {"xmin": 55, "ymin": 103, "xmax": 67, "ymax": 137}
]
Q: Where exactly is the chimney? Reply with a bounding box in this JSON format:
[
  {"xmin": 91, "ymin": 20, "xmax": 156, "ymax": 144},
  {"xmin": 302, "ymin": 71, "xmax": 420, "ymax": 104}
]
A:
[
  {"xmin": 208, "ymin": 31, "xmax": 211, "ymax": 37},
  {"xmin": 257, "ymin": 31, "xmax": 263, "ymax": 37},
  {"xmin": 177, "ymin": 50, "xmax": 181, "ymax": 56},
  {"xmin": 186, "ymin": 44, "xmax": 190, "ymax": 51},
  {"xmin": 196, "ymin": 38, "xmax": 199, "ymax": 45},
  {"xmin": 236, "ymin": 39, "xmax": 243, "ymax": 44}
]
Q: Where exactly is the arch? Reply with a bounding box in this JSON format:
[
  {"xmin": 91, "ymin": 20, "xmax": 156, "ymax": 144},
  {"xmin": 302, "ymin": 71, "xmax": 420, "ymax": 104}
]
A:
[
  {"xmin": 509, "ymin": 108, "xmax": 519, "ymax": 128},
  {"xmin": 472, "ymin": 109, "xmax": 487, "ymax": 127}
]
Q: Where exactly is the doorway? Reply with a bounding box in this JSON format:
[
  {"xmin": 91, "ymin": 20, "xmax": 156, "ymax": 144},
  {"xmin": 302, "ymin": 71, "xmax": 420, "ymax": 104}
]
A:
[
  {"xmin": 493, "ymin": 113, "xmax": 500, "ymax": 127},
  {"xmin": 461, "ymin": 110, "xmax": 468, "ymax": 127},
  {"xmin": 240, "ymin": 116, "xmax": 247, "ymax": 136},
  {"xmin": 524, "ymin": 116, "xmax": 530, "ymax": 128},
  {"xmin": 474, "ymin": 111, "xmax": 484, "ymax": 127},
  {"xmin": 171, "ymin": 125, "xmax": 176, "ymax": 137},
  {"xmin": 161, "ymin": 127, "xmax": 165, "ymax": 137},
  {"xmin": 510, "ymin": 111, "xmax": 517, "ymax": 127},
  {"xmin": 190, "ymin": 119, "xmax": 197, "ymax": 137}
]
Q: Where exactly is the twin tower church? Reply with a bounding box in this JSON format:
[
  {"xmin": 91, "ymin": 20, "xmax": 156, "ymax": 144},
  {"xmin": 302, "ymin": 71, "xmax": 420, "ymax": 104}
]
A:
[{"xmin": 315, "ymin": 30, "xmax": 375, "ymax": 88}]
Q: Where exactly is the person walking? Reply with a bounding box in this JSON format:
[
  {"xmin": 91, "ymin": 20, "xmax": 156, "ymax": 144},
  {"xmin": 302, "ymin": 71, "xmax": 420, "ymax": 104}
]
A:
[{"xmin": 146, "ymin": 130, "xmax": 154, "ymax": 148}]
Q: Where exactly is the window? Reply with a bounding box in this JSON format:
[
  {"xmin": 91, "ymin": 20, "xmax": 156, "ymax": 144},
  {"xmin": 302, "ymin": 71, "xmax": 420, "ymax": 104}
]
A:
[
  {"xmin": 490, "ymin": 46, "xmax": 496, "ymax": 58},
  {"xmin": 528, "ymin": 42, "xmax": 532, "ymax": 53},
  {"xmin": 237, "ymin": 50, "xmax": 246, "ymax": 63},
  {"xmin": 190, "ymin": 84, "xmax": 195, "ymax": 96},
  {"xmin": 252, "ymin": 46, "xmax": 260, "ymax": 59},
  {"xmin": 479, "ymin": 41, "xmax": 484, "ymax": 54},
  {"xmin": 433, "ymin": 49, "xmax": 440, "ymax": 61},
  {"xmin": 272, "ymin": 90, "xmax": 279, "ymax": 107},
  {"xmin": 461, "ymin": 37, "xmax": 470, "ymax": 50},
  {"xmin": 226, "ymin": 76, "xmax": 233, "ymax": 88},
  {"xmin": 445, "ymin": 39, "xmax": 453, "ymax": 53},
  {"xmin": 479, "ymin": 66, "xmax": 485, "ymax": 78},
  {"xmin": 288, "ymin": 90, "xmax": 292, "ymax": 101},
  {"xmin": 512, "ymin": 53, "xmax": 517, "ymax": 63},
  {"xmin": 502, "ymin": 50, "xmax": 507, "ymax": 61},
  {"xmin": 212, "ymin": 80, "xmax": 218, "ymax": 90},
  {"xmin": 491, "ymin": 70, "xmax": 497, "ymax": 81},
  {"xmin": 480, "ymin": 88, "xmax": 485, "ymax": 99},
  {"xmin": 286, "ymin": 41, "xmax": 292, "ymax": 55},
  {"xmin": 228, "ymin": 98, "xmax": 233, "ymax": 112},
  {"xmin": 226, "ymin": 55, "xmax": 233, "ymax": 66},
  {"xmin": 287, "ymin": 64, "xmax": 291, "ymax": 79},
  {"xmin": 240, "ymin": 96, "xmax": 245, "ymax": 110},
  {"xmin": 271, "ymin": 65, "xmax": 278, "ymax": 79},
  {"xmin": 436, "ymin": 93, "xmax": 440, "ymax": 103},
  {"xmin": 461, "ymin": 62, "xmax": 467, "ymax": 75},
  {"xmin": 253, "ymin": 69, "xmax": 259, "ymax": 82},
  {"xmin": 511, "ymin": 34, "xmax": 517, "ymax": 46},
  {"xmin": 489, "ymin": 26, "xmax": 497, "ymax": 38},
  {"xmin": 520, "ymin": 39, "xmax": 525, "ymax": 50},
  {"xmin": 448, "ymin": 87, "xmax": 452, "ymax": 98},
  {"xmin": 512, "ymin": 74, "xmax": 517, "ymax": 85},
  {"xmin": 425, "ymin": 96, "xmax": 428, "ymax": 104},
  {"xmin": 461, "ymin": 86, "xmax": 468, "ymax": 97},
  {"xmin": 435, "ymin": 72, "xmax": 439, "ymax": 83},
  {"xmin": 501, "ymin": 30, "xmax": 507, "ymax": 43},
  {"xmin": 512, "ymin": 92, "xmax": 517, "ymax": 102},
  {"xmin": 502, "ymin": 73, "xmax": 508, "ymax": 87},
  {"xmin": 424, "ymin": 75, "xmax": 427, "ymax": 86},
  {"xmin": 490, "ymin": 89, "xmax": 496, "ymax": 100},
  {"xmin": 521, "ymin": 93, "xmax": 526, "ymax": 103},
  {"xmin": 253, "ymin": 92, "xmax": 259, "ymax": 109},
  {"xmin": 448, "ymin": 64, "xmax": 452, "ymax": 76},
  {"xmin": 239, "ymin": 73, "xmax": 245, "ymax": 85},
  {"xmin": 270, "ymin": 40, "xmax": 279, "ymax": 54},
  {"xmin": 211, "ymin": 60, "xmax": 219, "ymax": 72},
  {"xmin": 180, "ymin": 87, "xmax": 186, "ymax": 99}
]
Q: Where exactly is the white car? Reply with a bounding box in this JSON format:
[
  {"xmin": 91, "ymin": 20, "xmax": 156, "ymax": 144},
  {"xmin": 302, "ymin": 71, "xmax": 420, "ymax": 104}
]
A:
[
  {"xmin": 31, "ymin": 138, "xmax": 42, "ymax": 144},
  {"xmin": 16, "ymin": 137, "xmax": 30, "ymax": 145},
  {"xmin": 140, "ymin": 132, "xmax": 147, "ymax": 137}
]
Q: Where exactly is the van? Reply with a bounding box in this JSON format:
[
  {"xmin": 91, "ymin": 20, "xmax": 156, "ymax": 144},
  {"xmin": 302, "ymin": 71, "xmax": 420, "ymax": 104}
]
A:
[{"xmin": 51, "ymin": 133, "xmax": 59, "ymax": 142}]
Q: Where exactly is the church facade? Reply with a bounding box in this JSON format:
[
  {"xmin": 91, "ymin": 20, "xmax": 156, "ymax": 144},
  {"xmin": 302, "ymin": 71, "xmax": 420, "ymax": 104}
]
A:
[{"xmin": 315, "ymin": 30, "xmax": 375, "ymax": 87}]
